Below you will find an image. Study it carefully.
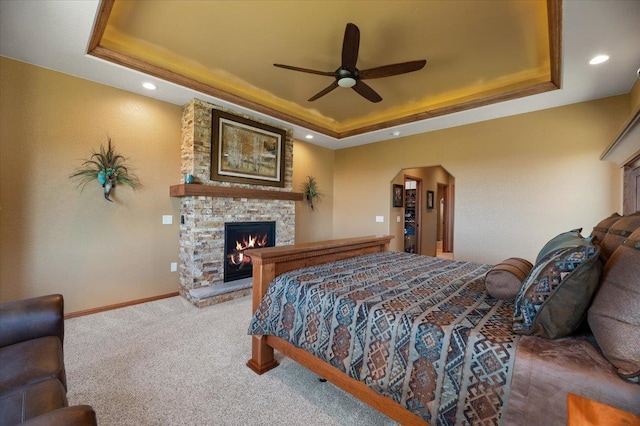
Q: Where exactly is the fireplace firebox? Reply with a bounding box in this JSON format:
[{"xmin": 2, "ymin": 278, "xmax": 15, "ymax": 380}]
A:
[{"xmin": 224, "ymin": 221, "xmax": 275, "ymax": 282}]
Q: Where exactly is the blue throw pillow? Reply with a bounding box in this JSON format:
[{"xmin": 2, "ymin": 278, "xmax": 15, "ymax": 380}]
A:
[{"xmin": 514, "ymin": 243, "xmax": 602, "ymax": 339}]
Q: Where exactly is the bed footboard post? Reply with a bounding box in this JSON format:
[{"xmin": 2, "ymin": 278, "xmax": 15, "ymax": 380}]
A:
[
  {"xmin": 247, "ymin": 258, "xmax": 279, "ymax": 374},
  {"xmin": 247, "ymin": 335, "xmax": 278, "ymax": 374}
]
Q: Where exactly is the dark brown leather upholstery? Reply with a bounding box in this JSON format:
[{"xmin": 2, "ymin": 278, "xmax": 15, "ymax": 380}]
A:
[
  {"xmin": 21, "ymin": 406, "xmax": 97, "ymax": 426},
  {"xmin": 0, "ymin": 379, "xmax": 67, "ymax": 424},
  {"xmin": 0, "ymin": 294, "xmax": 96, "ymax": 425},
  {"xmin": 0, "ymin": 337, "xmax": 66, "ymax": 392},
  {"xmin": 0, "ymin": 294, "xmax": 64, "ymax": 348}
]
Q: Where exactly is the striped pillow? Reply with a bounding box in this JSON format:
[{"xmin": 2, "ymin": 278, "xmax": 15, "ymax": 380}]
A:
[{"xmin": 485, "ymin": 258, "xmax": 533, "ymax": 300}]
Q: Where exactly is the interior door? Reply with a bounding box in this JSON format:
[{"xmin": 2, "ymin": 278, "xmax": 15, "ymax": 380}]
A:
[
  {"xmin": 442, "ymin": 184, "xmax": 455, "ymax": 253},
  {"xmin": 635, "ymin": 167, "xmax": 640, "ymax": 213},
  {"xmin": 623, "ymin": 155, "xmax": 640, "ymax": 214}
]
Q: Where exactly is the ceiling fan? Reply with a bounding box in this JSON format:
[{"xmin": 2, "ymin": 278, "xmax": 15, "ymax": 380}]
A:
[{"xmin": 274, "ymin": 23, "xmax": 427, "ymax": 103}]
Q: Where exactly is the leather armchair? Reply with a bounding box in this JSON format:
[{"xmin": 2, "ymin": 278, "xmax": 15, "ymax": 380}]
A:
[
  {"xmin": 0, "ymin": 294, "xmax": 65, "ymax": 348},
  {"xmin": 0, "ymin": 294, "xmax": 96, "ymax": 425}
]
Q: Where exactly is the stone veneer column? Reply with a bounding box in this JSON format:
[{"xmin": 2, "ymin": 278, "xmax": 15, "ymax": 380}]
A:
[{"xmin": 179, "ymin": 99, "xmax": 295, "ymax": 307}]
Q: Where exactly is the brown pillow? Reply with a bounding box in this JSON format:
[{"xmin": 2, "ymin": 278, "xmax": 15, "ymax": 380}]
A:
[
  {"xmin": 590, "ymin": 212, "xmax": 621, "ymax": 245},
  {"xmin": 600, "ymin": 213, "xmax": 640, "ymax": 261},
  {"xmin": 485, "ymin": 258, "xmax": 533, "ymax": 300},
  {"xmin": 588, "ymin": 227, "xmax": 640, "ymax": 381}
]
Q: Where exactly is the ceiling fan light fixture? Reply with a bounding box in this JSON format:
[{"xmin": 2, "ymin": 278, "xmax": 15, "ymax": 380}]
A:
[{"xmin": 338, "ymin": 77, "xmax": 357, "ymax": 88}]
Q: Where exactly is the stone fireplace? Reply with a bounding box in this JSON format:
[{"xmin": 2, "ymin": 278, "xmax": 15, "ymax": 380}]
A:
[{"xmin": 175, "ymin": 99, "xmax": 297, "ymax": 307}]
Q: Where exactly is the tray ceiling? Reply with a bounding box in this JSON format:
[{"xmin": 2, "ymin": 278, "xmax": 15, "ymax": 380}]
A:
[{"xmin": 90, "ymin": 0, "xmax": 560, "ymax": 139}]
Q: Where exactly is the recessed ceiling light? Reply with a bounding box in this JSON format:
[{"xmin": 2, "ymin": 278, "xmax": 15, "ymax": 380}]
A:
[
  {"xmin": 589, "ymin": 55, "xmax": 609, "ymax": 65},
  {"xmin": 142, "ymin": 82, "xmax": 157, "ymax": 90},
  {"xmin": 305, "ymin": 134, "xmax": 313, "ymax": 139},
  {"xmin": 391, "ymin": 131, "xmax": 401, "ymax": 136}
]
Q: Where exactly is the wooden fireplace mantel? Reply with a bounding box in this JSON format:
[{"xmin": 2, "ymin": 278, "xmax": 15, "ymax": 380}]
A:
[{"xmin": 170, "ymin": 184, "xmax": 304, "ymax": 201}]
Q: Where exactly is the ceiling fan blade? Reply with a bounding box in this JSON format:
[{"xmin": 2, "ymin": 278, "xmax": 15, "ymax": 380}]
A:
[
  {"xmin": 308, "ymin": 81, "xmax": 340, "ymax": 101},
  {"xmin": 359, "ymin": 60, "xmax": 427, "ymax": 79},
  {"xmin": 341, "ymin": 23, "xmax": 360, "ymax": 69},
  {"xmin": 273, "ymin": 63, "xmax": 334, "ymax": 77},
  {"xmin": 353, "ymin": 80, "xmax": 382, "ymax": 103}
]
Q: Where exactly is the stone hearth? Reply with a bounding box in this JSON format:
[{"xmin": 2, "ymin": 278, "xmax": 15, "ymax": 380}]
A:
[{"xmin": 177, "ymin": 99, "xmax": 296, "ymax": 307}]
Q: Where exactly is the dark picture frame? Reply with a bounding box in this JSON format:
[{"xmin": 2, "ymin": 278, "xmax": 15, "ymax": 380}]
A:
[
  {"xmin": 392, "ymin": 184, "xmax": 404, "ymax": 207},
  {"xmin": 426, "ymin": 190, "xmax": 435, "ymax": 209},
  {"xmin": 211, "ymin": 110, "xmax": 286, "ymax": 187}
]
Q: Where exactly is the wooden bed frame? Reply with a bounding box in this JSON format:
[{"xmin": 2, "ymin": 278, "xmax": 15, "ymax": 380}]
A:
[{"xmin": 245, "ymin": 235, "xmax": 428, "ymax": 425}]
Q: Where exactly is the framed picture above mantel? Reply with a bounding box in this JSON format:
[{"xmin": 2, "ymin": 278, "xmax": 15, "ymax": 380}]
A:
[{"xmin": 211, "ymin": 110, "xmax": 286, "ymax": 187}]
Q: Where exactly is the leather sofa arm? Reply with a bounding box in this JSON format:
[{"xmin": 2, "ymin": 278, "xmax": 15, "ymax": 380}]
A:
[
  {"xmin": 0, "ymin": 294, "xmax": 64, "ymax": 348},
  {"xmin": 21, "ymin": 405, "xmax": 97, "ymax": 426}
]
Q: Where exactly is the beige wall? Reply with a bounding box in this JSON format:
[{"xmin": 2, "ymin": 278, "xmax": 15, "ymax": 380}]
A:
[
  {"xmin": 0, "ymin": 57, "xmax": 183, "ymax": 313},
  {"xmin": 333, "ymin": 95, "xmax": 628, "ymax": 264},
  {"xmin": 292, "ymin": 140, "xmax": 334, "ymax": 243},
  {"xmin": 0, "ymin": 58, "xmax": 334, "ymax": 313}
]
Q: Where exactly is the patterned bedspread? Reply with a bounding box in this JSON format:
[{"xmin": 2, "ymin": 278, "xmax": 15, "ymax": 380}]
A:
[{"xmin": 248, "ymin": 251, "xmax": 519, "ymax": 425}]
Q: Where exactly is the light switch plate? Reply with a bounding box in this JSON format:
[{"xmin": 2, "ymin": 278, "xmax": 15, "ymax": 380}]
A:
[
  {"xmin": 376, "ymin": 216, "xmax": 384, "ymax": 223},
  {"xmin": 162, "ymin": 215, "xmax": 173, "ymax": 225},
  {"xmin": 170, "ymin": 262, "xmax": 177, "ymax": 272}
]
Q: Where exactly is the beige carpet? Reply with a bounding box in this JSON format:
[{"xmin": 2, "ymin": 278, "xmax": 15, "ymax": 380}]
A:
[{"xmin": 64, "ymin": 295, "xmax": 399, "ymax": 425}]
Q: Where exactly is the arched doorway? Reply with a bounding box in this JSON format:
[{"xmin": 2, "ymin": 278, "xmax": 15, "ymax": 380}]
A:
[{"xmin": 389, "ymin": 165, "xmax": 455, "ymax": 257}]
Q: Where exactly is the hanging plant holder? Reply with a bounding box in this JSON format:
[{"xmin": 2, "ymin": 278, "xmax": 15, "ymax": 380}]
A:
[
  {"xmin": 301, "ymin": 175, "xmax": 322, "ymax": 210},
  {"xmin": 70, "ymin": 138, "xmax": 141, "ymax": 202}
]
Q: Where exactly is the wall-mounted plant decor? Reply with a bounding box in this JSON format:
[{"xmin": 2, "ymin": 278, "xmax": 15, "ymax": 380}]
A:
[
  {"xmin": 70, "ymin": 138, "xmax": 141, "ymax": 202},
  {"xmin": 301, "ymin": 175, "xmax": 322, "ymax": 210}
]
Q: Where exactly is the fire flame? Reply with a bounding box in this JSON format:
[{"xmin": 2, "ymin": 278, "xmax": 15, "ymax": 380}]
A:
[{"xmin": 228, "ymin": 233, "xmax": 269, "ymax": 265}]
